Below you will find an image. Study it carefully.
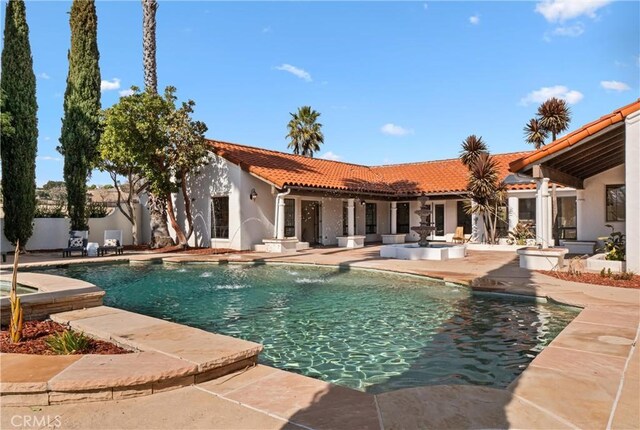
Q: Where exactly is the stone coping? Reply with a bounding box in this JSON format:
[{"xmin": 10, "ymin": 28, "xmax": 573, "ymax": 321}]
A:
[
  {"xmin": 1, "ymin": 249, "xmax": 638, "ymax": 428},
  {"xmin": 0, "ymin": 306, "xmax": 262, "ymax": 407}
]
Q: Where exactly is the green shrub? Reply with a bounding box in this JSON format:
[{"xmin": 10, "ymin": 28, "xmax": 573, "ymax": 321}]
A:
[
  {"xmin": 601, "ymin": 224, "xmax": 625, "ymax": 261},
  {"xmin": 34, "ymin": 203, "xmax": 66, "ymax": 218},
  {"xmin": 86, "ymin": 201, "xmax": 108, "ymax": 218},
  {"xmin": 599, "ymin": 268, "xmax": 634, "ymax": 281},
  {"xmin": 46, "ymin": 330, "xmax": 91, "ymax": 354}
]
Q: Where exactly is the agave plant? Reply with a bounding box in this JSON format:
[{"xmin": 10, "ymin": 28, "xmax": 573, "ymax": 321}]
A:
[
  {"xmin": 601, "ymin": 224, "xmax": 625, "ymax": 261},
  {"xmin": 459, "ymin": 135, "xmax": 488, "ymax": 168}
]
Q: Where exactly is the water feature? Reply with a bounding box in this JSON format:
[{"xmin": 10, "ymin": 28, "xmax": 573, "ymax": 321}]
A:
[
  {"xmin": 39, "ymin": 263, "xmax": 577, "ymax": 393},
  {"xmin": 411, "ymin": 194, "xmax": 436, "ymax": 247}
]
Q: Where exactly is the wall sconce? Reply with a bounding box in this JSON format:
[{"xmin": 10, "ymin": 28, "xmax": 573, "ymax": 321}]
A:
[
  {"xmin": 360, "ymin": 199, "xmax": 366, "ymax": 206},
  {"xmin": 249, "ymin": 188, "xmax": 258, "ymax": 201}
]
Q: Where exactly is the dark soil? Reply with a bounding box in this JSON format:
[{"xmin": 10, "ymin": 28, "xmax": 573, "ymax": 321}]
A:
[
  {"xmin": 0, "ymin": 320, "xmax": 130, "ymax": 355},
  {"xmin": 540, "ymin": 271, "xmax": 640, "ymax": 289}
]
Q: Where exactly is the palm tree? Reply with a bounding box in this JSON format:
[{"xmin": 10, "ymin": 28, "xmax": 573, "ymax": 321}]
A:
[
  {"xmin": 523, "ymin": 118, "xmax": 548, "ymax": 150},
  {"xmin": 142, "ymin": 0, "xmax": 173, "ymax": 248},
  {"xmin": 142, "ymin": 0, "xmax": 158, "ymax": 93},
  {"xmin": 286, "ymin": 106, "xmax": 324, "ymax": 157},
  {"xmin": 537, "ymin": 97, "xmax": 571, "ymax": 141},
  {"xmin": 459, "ymin": 135, "xmax": 488, "ymax": 168}
]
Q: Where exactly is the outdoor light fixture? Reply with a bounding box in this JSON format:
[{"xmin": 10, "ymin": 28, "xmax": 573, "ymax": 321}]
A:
[
  {"xmin": 360, "ymin": 199, "xmax": 366, "ymax": 206},
  {"xmin": 249, "ymin": 188, "xmax": 258, "ymax": 201}
]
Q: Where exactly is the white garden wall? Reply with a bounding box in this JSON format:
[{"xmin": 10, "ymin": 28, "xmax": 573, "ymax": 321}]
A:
[{"xmin": 579, "ymin": 164, "xmax": 626, "ymax": 241}]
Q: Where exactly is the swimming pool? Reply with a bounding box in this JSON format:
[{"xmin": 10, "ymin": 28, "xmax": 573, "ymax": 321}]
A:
[{"xmin": 40, "ymin": 263, "xmax": 577, "ymax": 393}]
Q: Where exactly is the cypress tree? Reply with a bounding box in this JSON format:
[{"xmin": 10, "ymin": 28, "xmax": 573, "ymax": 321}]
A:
[
  {"xmin": 0, "ymin": 0, "xmax": 38, "ymax": 250},
  {"xmin": 59, "ymin": 0, "xmax": 101, "ymax": 231}
]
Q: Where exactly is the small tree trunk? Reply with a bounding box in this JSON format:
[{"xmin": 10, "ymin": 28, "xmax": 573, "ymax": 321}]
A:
[
  {"xmin": 180, "ymin": 171, "xmax": 195, "ymax": 241},
  {"xmin": 147, "ymin": 193, "xmax": 173, "ymax": 248},
  {"xmin": 165, "ymin": 194, "xmax": 187, "ymax": 246}
]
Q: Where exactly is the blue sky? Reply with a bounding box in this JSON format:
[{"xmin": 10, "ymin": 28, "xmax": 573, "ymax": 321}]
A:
[{"xmin": 2, "ymin": 0, "xmax": 639, "ymax": 186}]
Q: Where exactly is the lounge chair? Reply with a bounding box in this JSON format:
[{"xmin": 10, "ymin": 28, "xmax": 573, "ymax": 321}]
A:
[
  {"xmin": 98, "ymin": 230, "xmax": 124, "ymax": 256},
  {"xmin": 62, "ymin": 231, "xmax": 88, "ymax": 257}
]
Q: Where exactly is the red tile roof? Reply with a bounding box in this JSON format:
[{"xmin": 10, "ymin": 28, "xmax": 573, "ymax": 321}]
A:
[
  {"xmin": 510, "ymin": 100, "xmax": 640, "ymax": 173},
  {"xmin": 209, "ymin": 140, "xmax": 535, "ymax": 196}
]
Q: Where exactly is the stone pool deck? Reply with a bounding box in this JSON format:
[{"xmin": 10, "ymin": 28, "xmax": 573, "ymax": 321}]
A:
[{"xmin": 1, "ymin": 245, "xmax": 639, "ymax": 429}]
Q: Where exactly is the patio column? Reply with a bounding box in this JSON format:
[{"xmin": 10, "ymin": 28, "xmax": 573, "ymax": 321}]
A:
[
  {"xmin": 508, "ymin": 196, "xmax": 519, "ymax": 231},
  {"xmin": 276, "ymin": 197, "xmax": 286, "ymax": 240},
  {"xmin": 347, "ymin": 198, "xmax": 355, "ymax": 236},
  {"xmin": 536, "ymin": 177, "xmax": 552, "ymax": 248},
  {"xmin": 575, "ymin": 190, "xmax": 585, "ymax": 241},
  {"xmin": 390, "ymin": 202, "xmax": 397, "ymax": 234}
]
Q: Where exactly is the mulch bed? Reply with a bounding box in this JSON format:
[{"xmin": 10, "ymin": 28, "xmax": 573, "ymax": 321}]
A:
[
  {"xmin": 540, "ymin": 271, "xmax": 640, "ymax": 289},
  {"xmin": 1, "ymin": 320, "xmax": 130, "ymax": 355}
]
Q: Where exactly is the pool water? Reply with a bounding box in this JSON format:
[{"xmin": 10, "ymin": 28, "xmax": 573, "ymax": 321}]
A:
[
  {"xmin": 40, "ymin": 263, "xmax": 578, "ymax": 393},
  {"xmin": 0, "ymin": 279, "xmax": 38, "ymax": 297}
]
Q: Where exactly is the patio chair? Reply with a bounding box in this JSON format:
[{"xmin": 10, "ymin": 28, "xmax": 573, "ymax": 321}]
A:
[
  {"xmin": 62, "ymin": 231, "xmax": 88, "ymax": 257},
  {"xmin": 98, "ymin": 230, "xmax": 124, "ymax": 256},
  {"xmin": 452, "ymin": 226, "xmax": 465, "ymax": 244}
]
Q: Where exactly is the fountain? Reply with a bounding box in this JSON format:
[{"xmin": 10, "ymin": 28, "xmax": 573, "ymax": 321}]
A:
[
  {"xmin": 380, "ymin": 194, "xmax": 467, "ymax": 261},
  {"xmin": 411, "ymin": 194, "xmax": 436, "ymax": 247}
]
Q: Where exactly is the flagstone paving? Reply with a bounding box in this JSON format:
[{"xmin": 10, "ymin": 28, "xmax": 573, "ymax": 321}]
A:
[{"xmin": 1, "ymin": 246, "xmax": 638, "ymax": 429}]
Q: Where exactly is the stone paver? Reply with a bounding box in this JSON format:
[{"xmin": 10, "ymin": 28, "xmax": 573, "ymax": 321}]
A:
[
  {"xmin": 48, "ymin": 352, "xmax": 198, "ymax": 391},
  {"xmin": 376, "ymin": 385, "xmax": 572, "ymax": 429},
  {"xmin": 0, "ymin": 354, "xmax": 81, "ymax": 392}
]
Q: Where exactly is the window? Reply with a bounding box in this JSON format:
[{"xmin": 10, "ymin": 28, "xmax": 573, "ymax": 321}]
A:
[
  {"xmin": 365, "ymin": 203, "xmax": 377, "ymax": 234},
  {"xmin": 518, "ymin": 198, "xmax": 536, "ymax": 236},
  {"xmin": 456, "ymin": 201, "xmax": 472, "ymax": 234},
  {"xmin": 211, "ymin": 196, "xmax": 229, "ymax": 239},
  {"xmin": 434, "ymin": 204, "xmax": 444, "ymax": 236},
  {"xmin": 284, "ymin": 198, "xmax": 295, "ymax": 237},
  {"xmin": 342, "ymin": 201, "xmax": 357, "ymax": 235},
  {"xmin": 606, "ymin": 185, "xmax": 625, "ymax": 222},
  {"xmin": 396, "ymin": 203, "xmax": 410, "ymax": 234},
  {"xmin": 556, "ymin": 197, "xmax": 577, "ymax": 240}
]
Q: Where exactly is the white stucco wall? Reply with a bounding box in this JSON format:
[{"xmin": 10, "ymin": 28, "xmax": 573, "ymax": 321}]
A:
[
  {"xmin": 321, "ymin": 198, "xmax": 343, "ymax": 245},
  {"xmin": 238, "ymin": 170, "xmax": 276, "ymax": 250},
  {"xmin": 579, "ymin": 164, "xmax": 626, "ymax": 241},
  {"xmin": 0, "ymin": 206, "xmax": 141, "ymax": 251},
  {"xmin": 625, "ymin": 111, "xmax": 639, "ymax": 271}
]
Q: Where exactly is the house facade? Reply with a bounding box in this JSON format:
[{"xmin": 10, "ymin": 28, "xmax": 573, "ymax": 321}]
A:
[{"xmin": 168, "ymin": 140, "xmax": 578, "ymax": 252}]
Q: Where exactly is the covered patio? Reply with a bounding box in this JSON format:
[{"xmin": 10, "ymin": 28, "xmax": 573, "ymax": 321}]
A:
[{"xmin": 510, "ymin": 100, "xmax": 639, "ymax": 272}]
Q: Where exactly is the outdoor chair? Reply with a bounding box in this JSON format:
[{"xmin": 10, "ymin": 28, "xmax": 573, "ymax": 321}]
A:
[
  {"xmin": 98, "ymin": 230, "xmax": 124, "ymax": 256},
  {"xmin": 452, "ymin": 226, "xmax": 465, "ymax": 244},
  {"xmin": 62, "ymin": 231, "xmax": 88, "ymax": 257}
]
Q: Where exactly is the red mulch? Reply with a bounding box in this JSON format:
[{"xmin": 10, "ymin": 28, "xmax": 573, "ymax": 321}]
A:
[
  {"xmin": 0, "ymin": 320, "xmax": 130, "ymax": 355},
  {"xmin": 540, "ymin": 271, "xmax": 640, "ymax": 289}
]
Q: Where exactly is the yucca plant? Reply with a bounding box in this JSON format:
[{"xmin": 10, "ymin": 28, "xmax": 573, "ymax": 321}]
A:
[
  {"xmin": 523, "ymin": 118, "xmax": 548, "ymax": 150},
  {"xmin": 46, "ymin": 330, "xmax": 91, "ymax": 355},
  {"xmin": 9, "ymin": 239, "xmax": 23, "ymax": 343},
  {"xmin": 537, "ymin": 97, "xmax": 571, "ymax": 141}
]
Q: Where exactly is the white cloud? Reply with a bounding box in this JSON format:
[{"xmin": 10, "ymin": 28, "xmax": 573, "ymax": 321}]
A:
[
  {"xmin": 119, "ymin": 88, "xmax": 135, "ymax": 97},
  {"xmin": 423, "ymin": 3, "xmax": 428, "ymax": 10},
  {"xmin": 44, "ymin": 136, "xmax": 51, "ymax": 141},
  {"xmin": 262, "ymin": 26, "xmax": 271, "ymax": 33},
  {"xmin": 37, "ymin": 156, "xmax": 62, "ymax": 162},
  {"xmin": 319, "ymin": 151, "xmax": 342, "ymax": 161},
  {"xmin": 519, "ymin": 85, "xmax": 584, "ymax": 106},
  {"xmin": 38, "ymin": 72, "xmax": 50, "ymax": 80},
  {"xmin": 600, "ymin": 80, "xmax": 630, "ymax": 92},
  {"xmin": 469, "ymin": 14, "xmax": 480, "ymax": 25},
  {"xmin": 100, "ymin": 78, "xmax": 121, "ymax": 92},
  {"xmin": 552, "ymin": 22, "xmax": 585, "ymax": 37},
  {"xmin": 275, "ymin": 64, "xmax": 312, "ymax": 82},
  {"xmin": 535, "ymin": 0, "xmax": 611, "ymax": 23},
  {"xmin": 381, "ymin": 123, "xmax": 413, "ymax": 136}
]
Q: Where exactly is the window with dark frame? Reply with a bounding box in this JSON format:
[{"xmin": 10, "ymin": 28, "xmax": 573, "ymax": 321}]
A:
[
  {"xmin": 396, "ymin": 203, "xmax": 410, "ymax": 234},
  {"xmin": 284, "ymin": 198, "xmax": 295, "ymax": 237},
  {"xmin": 211, "ymin": 196, "xmax": 229, "ymax": 239},
  {"xmin": 606, "ymin": 185, "xmax": 625, "ymax": 222},
  {"xmin": 365, "ymin": 203, "xmax": 377, "ymax": 234},
  {"xmin": 456, "ymin": 200, "xmax": 472, "ymax": 234}
]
